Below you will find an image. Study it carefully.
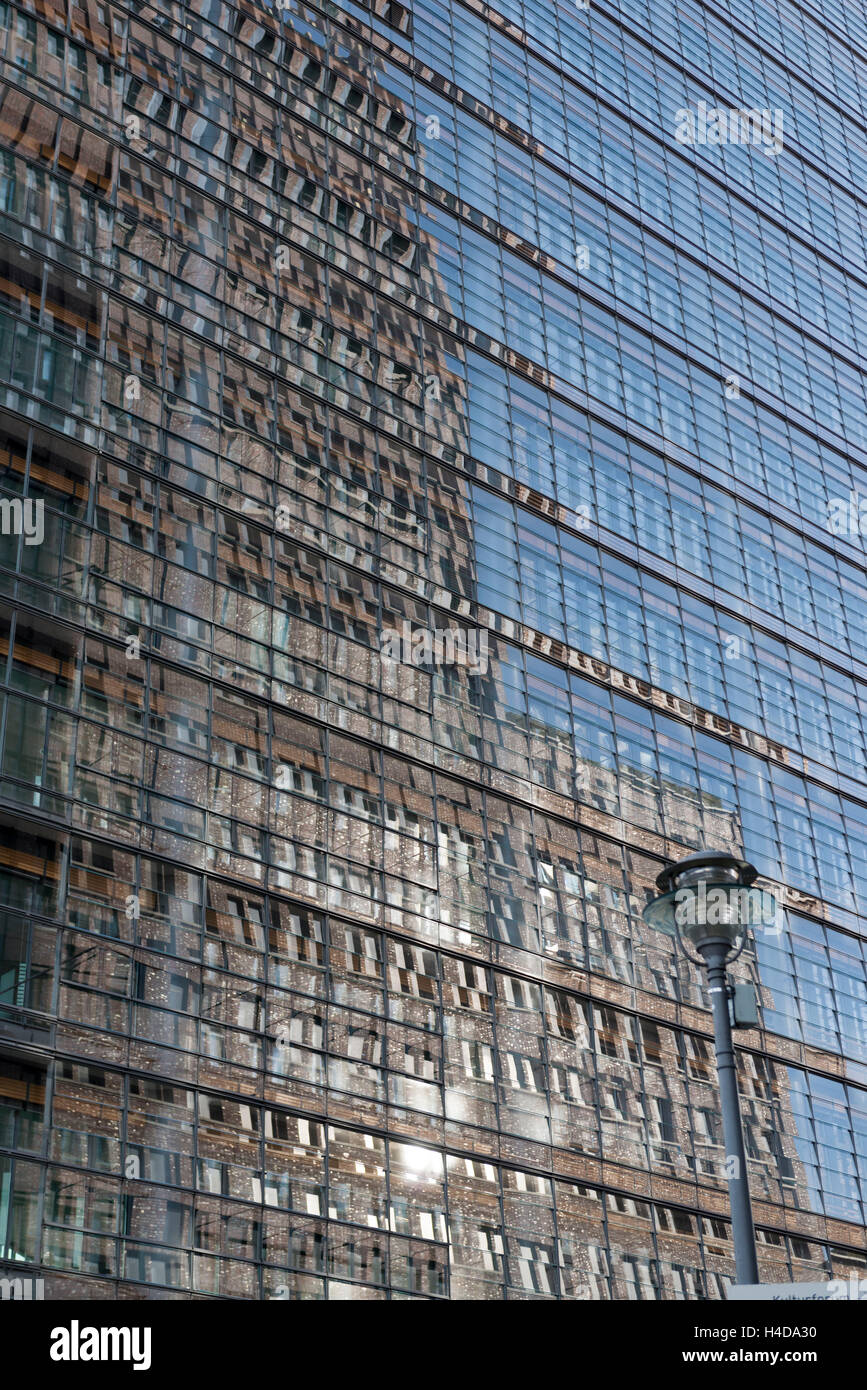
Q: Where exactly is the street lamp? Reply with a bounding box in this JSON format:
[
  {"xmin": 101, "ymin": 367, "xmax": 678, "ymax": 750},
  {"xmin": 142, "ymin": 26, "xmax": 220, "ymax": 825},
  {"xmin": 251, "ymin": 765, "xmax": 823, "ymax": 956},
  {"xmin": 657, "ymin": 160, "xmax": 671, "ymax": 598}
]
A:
[{"xmin": 643, "ymin": 850, "xmax": 775, "ymax": 1286}]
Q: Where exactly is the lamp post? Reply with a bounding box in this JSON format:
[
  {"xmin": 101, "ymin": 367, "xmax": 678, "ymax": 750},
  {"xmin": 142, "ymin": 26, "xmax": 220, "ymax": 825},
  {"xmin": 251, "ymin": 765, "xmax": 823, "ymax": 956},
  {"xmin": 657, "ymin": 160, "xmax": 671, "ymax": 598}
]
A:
[{"xmin": 643, "ymin": 850, "xmax": 775, "ymax": 1287}]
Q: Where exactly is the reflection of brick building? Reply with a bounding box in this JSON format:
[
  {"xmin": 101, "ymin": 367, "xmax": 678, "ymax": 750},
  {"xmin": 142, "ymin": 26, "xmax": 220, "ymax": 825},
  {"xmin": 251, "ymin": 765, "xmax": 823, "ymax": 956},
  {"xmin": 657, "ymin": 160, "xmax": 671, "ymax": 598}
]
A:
[{"xmin": 0, "ymin": 0, "xmax": 865, "ymax": 1300}]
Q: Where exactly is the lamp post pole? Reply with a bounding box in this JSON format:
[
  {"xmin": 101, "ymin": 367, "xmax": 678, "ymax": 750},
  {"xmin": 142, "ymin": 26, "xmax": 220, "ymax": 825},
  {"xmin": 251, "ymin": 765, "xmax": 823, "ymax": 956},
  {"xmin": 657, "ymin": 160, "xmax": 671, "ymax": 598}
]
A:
[
  {"xmin": 698, "ymin": 939, "xmax": 759, "ymax": 1286},
  {"xmin": 643, "ymin": 850, "xmax": 769, "ymax": 1291}
]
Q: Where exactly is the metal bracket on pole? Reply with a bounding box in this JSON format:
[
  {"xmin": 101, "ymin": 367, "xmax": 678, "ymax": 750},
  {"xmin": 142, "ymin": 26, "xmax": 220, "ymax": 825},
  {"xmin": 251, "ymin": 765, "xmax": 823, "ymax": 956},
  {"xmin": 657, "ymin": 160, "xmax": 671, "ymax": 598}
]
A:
[{"xmin": 729, "ymin": 981, "xmax": 759, "ymax": 1029}]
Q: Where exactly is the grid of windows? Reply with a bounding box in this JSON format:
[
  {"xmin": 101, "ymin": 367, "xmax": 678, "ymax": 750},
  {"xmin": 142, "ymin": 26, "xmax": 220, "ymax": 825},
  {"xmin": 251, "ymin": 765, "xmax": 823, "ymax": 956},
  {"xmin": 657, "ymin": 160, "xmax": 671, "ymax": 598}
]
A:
[
  {"xmin": 5, "ymin": 2, "xmax": 867, "ymax": 544},
  {"xmin": 0, "ymin": 0, "xmax": 865, "ymax": 1299},
  {"xmin": 472, "ymin": 486, "xmax": 867, "ymax": 781},
  {"xmin": 1, "ymin": 1055, "xmax": 864, "ymax": 1297}
]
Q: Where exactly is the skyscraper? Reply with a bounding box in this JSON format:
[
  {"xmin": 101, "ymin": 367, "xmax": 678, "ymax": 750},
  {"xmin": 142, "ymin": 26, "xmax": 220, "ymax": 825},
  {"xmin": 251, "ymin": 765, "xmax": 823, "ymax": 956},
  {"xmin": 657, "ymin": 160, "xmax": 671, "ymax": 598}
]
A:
[{"xmin": 0, "ymin": 0, "xmax": 866, "ymax": 1300}]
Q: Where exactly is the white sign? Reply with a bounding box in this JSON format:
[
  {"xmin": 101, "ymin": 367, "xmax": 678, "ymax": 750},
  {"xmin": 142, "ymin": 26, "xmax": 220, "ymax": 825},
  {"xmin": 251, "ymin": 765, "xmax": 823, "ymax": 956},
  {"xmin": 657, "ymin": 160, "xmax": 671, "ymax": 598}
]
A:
[{"xmin": 728, "ymin": 1279, "xmax": 867, "ymax": 1301}]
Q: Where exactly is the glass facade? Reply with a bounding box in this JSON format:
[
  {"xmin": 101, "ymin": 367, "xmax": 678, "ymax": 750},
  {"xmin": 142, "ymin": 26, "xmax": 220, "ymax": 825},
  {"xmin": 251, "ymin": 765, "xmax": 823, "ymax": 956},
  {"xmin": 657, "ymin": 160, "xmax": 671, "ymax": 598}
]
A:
[{"xmin": 0, "ymin": 0, "xmax": 865, "ymax": 1300}]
